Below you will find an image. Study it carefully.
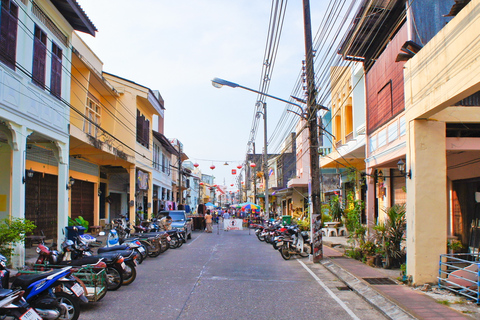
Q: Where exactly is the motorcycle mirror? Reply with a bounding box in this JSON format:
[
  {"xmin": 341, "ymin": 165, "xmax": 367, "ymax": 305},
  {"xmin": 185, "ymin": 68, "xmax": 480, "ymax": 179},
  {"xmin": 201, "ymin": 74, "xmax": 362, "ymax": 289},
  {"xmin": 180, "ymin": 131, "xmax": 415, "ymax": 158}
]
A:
[{"xmin": 98, "ymin": 231, "xmax": 105, "ymax": 236}]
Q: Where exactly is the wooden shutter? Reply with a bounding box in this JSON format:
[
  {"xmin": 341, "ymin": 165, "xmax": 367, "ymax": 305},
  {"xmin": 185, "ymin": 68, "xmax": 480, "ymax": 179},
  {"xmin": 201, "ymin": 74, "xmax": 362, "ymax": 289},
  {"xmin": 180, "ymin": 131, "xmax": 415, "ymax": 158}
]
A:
[
  {"xmin": 50, "ymin": 43, "xmax": 62, "ymax": 97},
  {"xmin": 144, "ymin": 118, "xmax": 150, "ymax": 148},
  {"xmin": 32, "ymin": 26, "xmax": 47, "ymax": 88},
  {"xmin": 136, "ymin": 109, "xmax": 143, "ymax": 144},
  {"xmin": 0, "ymin": 0, "xmax": 18, "ymax": 69}
]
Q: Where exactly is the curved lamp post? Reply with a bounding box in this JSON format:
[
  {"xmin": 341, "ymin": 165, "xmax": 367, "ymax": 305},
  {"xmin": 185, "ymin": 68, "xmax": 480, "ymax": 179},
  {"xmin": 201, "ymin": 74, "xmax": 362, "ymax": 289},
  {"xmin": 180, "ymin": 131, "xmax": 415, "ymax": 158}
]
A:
[{"xmin": 211, "ymin": 77, "xmax": 312, "ymax": 221}]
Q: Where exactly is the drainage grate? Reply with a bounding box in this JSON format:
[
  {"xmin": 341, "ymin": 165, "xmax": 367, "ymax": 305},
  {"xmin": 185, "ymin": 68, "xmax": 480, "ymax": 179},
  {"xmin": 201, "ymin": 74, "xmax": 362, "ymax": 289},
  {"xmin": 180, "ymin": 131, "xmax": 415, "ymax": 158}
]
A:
[
  {"xmin": 362, "ymin": 277, "xmax": 397, "ymax": 285},
  {"xmin": 337, "ymin": 286, "xmax": 353, "ymax": 291}
]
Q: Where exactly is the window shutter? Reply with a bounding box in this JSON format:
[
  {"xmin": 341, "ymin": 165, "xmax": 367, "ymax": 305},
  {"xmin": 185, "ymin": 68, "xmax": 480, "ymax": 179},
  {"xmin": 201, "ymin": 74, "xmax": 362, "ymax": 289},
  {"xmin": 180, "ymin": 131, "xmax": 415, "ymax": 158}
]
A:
[
  {"xmin": 32, "ymin": 26, "xmax": 47, "ymax": 88},
  {"xmin": 144, "ymin": 119, "xmax": 150, "ymax": 148},
  {"xmin": 136, "ymin": 110, "xmax": 143, "ymax": 144},
  {"xmin": 0, "ymin": 1, "xmax": 18, "ymax": 69},
  {"xmin": 50, "ymin": 43, "xmax": 62, "ymax": 98}
]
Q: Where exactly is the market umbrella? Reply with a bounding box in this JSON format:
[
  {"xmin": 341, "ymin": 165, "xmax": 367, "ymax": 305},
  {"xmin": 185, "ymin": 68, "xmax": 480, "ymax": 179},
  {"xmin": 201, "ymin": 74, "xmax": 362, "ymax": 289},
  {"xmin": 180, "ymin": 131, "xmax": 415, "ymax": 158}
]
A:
[
  {"xmin": 241, "ymin": 202, "xmax": 260, "ymax": 213},
  {"xmin": 205, "ymin": 202, "xmax": 214, "ymax": 208}
]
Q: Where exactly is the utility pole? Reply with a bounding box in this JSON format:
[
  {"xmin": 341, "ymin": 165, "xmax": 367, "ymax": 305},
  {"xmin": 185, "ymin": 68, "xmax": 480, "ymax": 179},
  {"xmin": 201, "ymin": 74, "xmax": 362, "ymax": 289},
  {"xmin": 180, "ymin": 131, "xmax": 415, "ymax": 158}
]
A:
[
  {"xmin": 178, "ymin": 143, "xmax": 183, "ymax": 205},
  {"xmin": 303, "ymin": 0, "xmax": 323, "ymax": 262},
  {"xmin": 262, "ymin": 102, "xmax": 269, "ymax": 220}
]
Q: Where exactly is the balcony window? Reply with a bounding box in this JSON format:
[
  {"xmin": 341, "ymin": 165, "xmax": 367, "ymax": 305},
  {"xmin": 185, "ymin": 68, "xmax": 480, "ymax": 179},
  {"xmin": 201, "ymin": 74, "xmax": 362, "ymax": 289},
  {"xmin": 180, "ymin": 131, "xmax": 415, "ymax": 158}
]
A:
[{"xmin": 84, "ymin": 96, "xmax": 101, "ymax": 137}]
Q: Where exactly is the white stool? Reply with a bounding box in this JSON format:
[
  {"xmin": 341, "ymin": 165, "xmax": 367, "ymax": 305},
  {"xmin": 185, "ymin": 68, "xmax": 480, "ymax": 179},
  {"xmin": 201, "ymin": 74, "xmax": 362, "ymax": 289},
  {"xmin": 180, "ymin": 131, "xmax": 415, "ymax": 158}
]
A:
[
  {"xmin": 321, "ymin": 228, "xmax": 328, "ymax": 236},
  {"xmin": 327, "ymin": 228, "xmax": 338, "ymax": 237},
  {"xmin": 338, "ymin": 227, "xmax": 348, "ymax": 236}
]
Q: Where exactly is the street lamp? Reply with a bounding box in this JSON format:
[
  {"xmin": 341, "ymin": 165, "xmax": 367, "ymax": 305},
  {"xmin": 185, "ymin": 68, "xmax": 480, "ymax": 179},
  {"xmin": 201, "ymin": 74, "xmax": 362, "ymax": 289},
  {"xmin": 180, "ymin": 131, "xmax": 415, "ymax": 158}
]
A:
[
  {"xmin": 212, "ymin": 78, "xmax": 301, "ymax": 220},
  {"xmin": 211, "ymin": 77, "xmax": 316, "ymax": 221}
]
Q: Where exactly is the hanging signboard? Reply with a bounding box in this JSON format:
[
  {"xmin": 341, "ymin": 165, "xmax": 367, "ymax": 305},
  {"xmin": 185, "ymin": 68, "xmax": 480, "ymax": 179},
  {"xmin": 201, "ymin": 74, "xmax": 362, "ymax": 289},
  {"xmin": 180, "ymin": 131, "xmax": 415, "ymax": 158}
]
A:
[{"xmin": 137, "ymin": 170, "xmax": 149, "ymax": 190}]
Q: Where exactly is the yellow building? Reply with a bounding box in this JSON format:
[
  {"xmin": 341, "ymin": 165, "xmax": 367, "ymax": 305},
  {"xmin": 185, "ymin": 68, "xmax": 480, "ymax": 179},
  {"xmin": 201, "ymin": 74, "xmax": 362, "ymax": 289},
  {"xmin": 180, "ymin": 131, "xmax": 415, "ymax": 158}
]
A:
[
  {"xmin": 404, "ymin": 0, "xmax": 480, "ymax": 284},
  {"xmin": 320, "ymin": 63, "xmax": 366, "ymax": 205}
]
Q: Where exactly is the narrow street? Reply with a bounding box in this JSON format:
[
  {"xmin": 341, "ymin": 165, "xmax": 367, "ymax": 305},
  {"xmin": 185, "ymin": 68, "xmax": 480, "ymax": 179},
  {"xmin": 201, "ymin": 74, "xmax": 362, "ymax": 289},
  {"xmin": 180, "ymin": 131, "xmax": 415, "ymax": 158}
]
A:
[{"xmin": 81, "ymin": 228, "xmax": 386, "ymax": 320}]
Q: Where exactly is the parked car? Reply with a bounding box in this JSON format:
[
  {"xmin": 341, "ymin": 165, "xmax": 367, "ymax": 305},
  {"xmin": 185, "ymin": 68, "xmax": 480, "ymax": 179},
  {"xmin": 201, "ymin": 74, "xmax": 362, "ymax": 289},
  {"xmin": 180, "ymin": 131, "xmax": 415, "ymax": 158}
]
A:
[{"xmin": 159, "ymin": 210, "xmax": 193, "ymax": 239}]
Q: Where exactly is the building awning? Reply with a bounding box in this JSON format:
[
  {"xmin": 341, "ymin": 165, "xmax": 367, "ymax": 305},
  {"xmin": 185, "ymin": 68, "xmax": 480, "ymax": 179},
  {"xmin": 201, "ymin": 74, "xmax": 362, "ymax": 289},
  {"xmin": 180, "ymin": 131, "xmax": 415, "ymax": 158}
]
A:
[{"xmin": 51, "ymin": 0, "xmax": 97, "ymax": 36}]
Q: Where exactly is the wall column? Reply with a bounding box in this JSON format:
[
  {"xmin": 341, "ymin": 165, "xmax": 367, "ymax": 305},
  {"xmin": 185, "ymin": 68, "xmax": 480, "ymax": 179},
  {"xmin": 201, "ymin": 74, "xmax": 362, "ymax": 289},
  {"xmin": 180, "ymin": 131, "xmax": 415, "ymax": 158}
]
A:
[
  {"xmin": 147, "ymin": 172, "xmax": 153, "ymax": 219},
  {"xmin": 365, "ymin": 167, "xmax": 376, "ymax": 234},
  {"xmin": 53, "ymin": 141, "xmax": 69, "ymax": 248},
  {"xmin": 128, "ymin": 166, "xmax": 136, "ymax": 225},
  {"xmin": 7, "ymin": 123, "xmax": 30, "ymax": 268},
  {"xmin": 406, "ymin": 119, "xmax": 447, "ymax": 284}
]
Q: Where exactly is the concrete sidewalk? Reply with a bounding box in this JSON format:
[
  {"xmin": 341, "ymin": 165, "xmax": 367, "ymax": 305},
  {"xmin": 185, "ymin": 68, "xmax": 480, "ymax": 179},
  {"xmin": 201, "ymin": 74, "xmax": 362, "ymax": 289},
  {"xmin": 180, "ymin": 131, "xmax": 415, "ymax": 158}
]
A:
[{"xmin": 320, "ymin": 236, "xmax": 473, "ymax": 320}]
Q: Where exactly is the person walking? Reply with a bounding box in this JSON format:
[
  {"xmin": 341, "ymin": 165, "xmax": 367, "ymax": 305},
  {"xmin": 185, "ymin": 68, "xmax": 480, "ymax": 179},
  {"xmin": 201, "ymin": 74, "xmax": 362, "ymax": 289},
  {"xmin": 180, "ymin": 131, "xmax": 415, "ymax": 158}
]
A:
[{"xmin": 204, "ymin": 210, "xmax": 213, "ymax": 233}]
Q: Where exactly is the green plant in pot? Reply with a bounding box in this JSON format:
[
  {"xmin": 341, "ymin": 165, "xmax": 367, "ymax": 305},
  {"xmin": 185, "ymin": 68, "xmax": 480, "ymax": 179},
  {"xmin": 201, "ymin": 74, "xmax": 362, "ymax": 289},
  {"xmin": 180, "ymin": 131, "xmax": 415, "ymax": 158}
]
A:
[
  {"xmin": 68, "ymin": 216, "xmax": 89, "ymax": 230},
  {"xmin": 374, "ymin": 204, "xmax": 406, "ymax": 269}
]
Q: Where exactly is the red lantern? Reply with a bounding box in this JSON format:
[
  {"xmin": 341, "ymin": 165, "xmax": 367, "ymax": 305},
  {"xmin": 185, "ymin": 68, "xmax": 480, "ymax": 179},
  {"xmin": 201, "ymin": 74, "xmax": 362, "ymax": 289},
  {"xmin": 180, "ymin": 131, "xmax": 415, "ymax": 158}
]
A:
[
  {"xmin": 193, "ymin": 163, "xmax": 199, "ymax": 168},
  {"xmin": 241, "ymin": 181, "xmax": 244, "ymax": 184},
  {"xmin": 232, "ymin": 169, "xmax": 236, "ymax": 175},
  {"xmin": 250, "ymin": 163, "xmax": 256, "ymax": 168},
  {"xmin": 200, "ymin": 182, "xmax": 204, "ymax": 186},
  {"xmin": 237, "ymin": 165, "xmax": 242, "ymax": 169},
  {"xmin": 210, "ymin": 165, "xmax": 215, "ymax": 170},
  {"xmin": 230, "ymin": 184, "xmax": 234, "ymax": 187}
]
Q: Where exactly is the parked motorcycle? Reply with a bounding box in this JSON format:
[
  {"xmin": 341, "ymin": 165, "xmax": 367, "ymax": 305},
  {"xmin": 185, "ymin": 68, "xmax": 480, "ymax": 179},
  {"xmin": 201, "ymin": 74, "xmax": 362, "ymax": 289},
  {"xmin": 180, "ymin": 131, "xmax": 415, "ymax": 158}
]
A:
[
  {"xmin": 63, "ymin": 237, "xmax": 136, "ymax": 289},
  {"xmin": 0, "ymin": 289, "xmax": 42, "ymax": 320},
  {"xmin": 105, "ymin": 229, "xmax": 146, "ymax": 264},
  {"xmin": 165, "ymin": 228, "xmax": 185, "ymax": 249},
  {"xmin": 4, "ymin": 253, "xmax": 86, "ymax": 320},
  {"xmin": 278, "ymin": 227, "xmax": 311, "ymax": 260}
]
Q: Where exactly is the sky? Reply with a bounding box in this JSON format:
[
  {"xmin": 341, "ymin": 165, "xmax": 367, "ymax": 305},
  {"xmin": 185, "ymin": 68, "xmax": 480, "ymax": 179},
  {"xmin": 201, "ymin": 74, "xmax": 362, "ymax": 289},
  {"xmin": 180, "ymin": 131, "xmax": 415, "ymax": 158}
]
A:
[{"xmin": 76, "ymin": 0, "xmax": 328, "ymax": 190}]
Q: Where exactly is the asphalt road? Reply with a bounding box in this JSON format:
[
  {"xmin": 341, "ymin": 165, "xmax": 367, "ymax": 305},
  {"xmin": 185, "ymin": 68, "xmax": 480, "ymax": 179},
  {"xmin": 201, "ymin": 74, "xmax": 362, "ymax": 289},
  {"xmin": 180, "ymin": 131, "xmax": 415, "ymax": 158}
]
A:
[{"xmin": 80, "ymin": 226, "xmax": 387, "ymax": 320}]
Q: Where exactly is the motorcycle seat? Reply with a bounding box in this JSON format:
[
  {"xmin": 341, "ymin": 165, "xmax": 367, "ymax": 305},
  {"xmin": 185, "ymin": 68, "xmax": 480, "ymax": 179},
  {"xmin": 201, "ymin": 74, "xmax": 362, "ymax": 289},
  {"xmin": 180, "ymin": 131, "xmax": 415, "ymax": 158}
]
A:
[
  {"xmin": 89, "ymin": 253, "xmax": 120, "ymax": 263},
  {"xmin": 0, "ymin": 289, "xmax": 12, "ymax": 298},
  {"xmin": 58, "ymin": 257, "xmax": 101, "ymax": 266},
  {"xmin": 13, "ymin": 269, "xmax": 64, "ymax": 288},
  {"xmin": 97, "ymin": 245, "xmax": 130, "ymax": 253},
  {"xmin": 95, "ymin": 250, "xmax": 133, "ymax": 260}
]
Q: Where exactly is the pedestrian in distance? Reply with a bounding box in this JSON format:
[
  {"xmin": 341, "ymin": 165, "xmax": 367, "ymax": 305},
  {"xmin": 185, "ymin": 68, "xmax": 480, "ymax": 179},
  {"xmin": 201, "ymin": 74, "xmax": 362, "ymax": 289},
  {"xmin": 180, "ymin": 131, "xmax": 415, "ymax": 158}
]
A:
[
  {"xmin": 159, "ymin": 215, "xmax": 172, "ymax": 231},
  {"xmin": 205, "ymin": 210, "xmax": 213, "ymax": 233}
]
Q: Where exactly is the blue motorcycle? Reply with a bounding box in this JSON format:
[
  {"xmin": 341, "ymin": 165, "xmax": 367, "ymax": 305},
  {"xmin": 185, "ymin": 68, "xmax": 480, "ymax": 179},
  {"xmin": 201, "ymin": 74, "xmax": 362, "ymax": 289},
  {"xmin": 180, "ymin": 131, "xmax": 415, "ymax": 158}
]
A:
[{"xmin": 0, "ymin": 253, "xmax": 86, "ymax": 320}]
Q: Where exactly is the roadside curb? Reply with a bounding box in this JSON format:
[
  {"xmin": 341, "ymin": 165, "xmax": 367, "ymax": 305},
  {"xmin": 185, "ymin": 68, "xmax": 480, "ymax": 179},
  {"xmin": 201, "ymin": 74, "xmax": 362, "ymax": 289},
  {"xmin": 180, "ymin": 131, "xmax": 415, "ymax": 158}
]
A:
[{"xmin": 320, "ymin": 258, "xmax": 417, "ymax": 320}]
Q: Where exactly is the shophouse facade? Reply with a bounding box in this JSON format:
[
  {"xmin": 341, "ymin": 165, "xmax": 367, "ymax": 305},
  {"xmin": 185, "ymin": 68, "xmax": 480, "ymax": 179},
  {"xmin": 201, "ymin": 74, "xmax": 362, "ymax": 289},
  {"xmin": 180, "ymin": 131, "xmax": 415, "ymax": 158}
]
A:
[
  {"xmin": 339, "ymin": 0, "xmax": 459, "ymax": 284},
  {"xmin": 0, "ymin": 0, "xmax": 96, "ymax": 266},
  {"xmin": 152, "ymin": 130, "xmax": 177, "ymax": 215},
  {"xmin": 319, "ymin": 63, "xmax": 366, "ymax": 217},
  {"xmin": 404, "ymin": 0, "xmax": 480, "ymax": 284}
]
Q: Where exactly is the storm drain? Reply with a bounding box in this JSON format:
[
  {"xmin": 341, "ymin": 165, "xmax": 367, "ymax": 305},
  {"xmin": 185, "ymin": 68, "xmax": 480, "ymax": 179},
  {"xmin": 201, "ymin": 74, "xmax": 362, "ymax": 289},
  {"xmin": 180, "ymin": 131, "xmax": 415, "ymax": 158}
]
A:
[
  {"xmin": 337, "ymin": 286, "xmax": 353, "ymax": 291},
  {"xmin": 362, "ymin": 277, "xmax": 397, "ymax": 285}
]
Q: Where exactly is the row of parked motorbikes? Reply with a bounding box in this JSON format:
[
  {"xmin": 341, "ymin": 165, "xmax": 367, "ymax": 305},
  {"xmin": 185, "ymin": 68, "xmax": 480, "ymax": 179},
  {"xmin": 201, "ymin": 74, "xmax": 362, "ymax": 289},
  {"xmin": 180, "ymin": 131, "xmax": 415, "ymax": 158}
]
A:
[
  {"xmin": 252, "ymin": 220, "xmax": 312, "ymax": 260},
  {"xmin": 0, "ymin": 215, "xmax": 189, "ymax": 320}
]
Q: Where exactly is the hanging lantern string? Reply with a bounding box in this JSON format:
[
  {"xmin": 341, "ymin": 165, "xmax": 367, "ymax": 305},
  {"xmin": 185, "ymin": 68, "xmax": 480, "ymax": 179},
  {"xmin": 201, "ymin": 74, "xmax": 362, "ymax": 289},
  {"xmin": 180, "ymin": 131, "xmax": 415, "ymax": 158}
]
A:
[{"xmin": 192, "ymin": 158, "xmax": 244, "ymax": 164}]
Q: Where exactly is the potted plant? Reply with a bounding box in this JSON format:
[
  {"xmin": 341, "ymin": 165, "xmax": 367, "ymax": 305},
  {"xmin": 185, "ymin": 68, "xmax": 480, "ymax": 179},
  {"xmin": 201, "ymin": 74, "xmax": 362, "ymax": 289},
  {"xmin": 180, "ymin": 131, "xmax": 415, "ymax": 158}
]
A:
[{"xmin": 374, "ymin": 204, "xmax": 406, "ymax": 269}]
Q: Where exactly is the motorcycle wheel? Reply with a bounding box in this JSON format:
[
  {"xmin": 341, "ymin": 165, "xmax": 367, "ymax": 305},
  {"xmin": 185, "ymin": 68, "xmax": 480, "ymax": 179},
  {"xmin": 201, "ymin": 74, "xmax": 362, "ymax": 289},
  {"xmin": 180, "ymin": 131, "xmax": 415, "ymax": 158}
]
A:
[
  {"xmin": 55, "ymin": 291, "xmax": 80, "ymax": 320},
  {"xmin": 122, "ymin": 261, "xmax": 137, "ymax": 285},
  {"xmin": 133, "ymin": 248, "xmax": 144, "ymax": 264},
  {"xmin": 148, "ymin": 247, "xmax": 162, "ymax": 257},
  {"xmin": 280, "ymin": 245, "xmax": 291, "ymax": 260},
  {"xmin": 299, "ymin": 244, "xmax": 312, "ymax": 257},
  {"xmin": 138, "ymin": 241, "xmax": 150, "ymax": 258},
  {"xmin": 256, "ymin": 233, "xmax": 265, "ymax": 242},
  {"xmin": 177, "ymin": 237, "xmax": 184, "ymax": 248},
  {"xmin": 106, "ymin": 266, "xmax": 123, "ymax": 291},
  {"xmin": 169, "ymin": 238, "xmax": 179, "ymax": 249}
]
